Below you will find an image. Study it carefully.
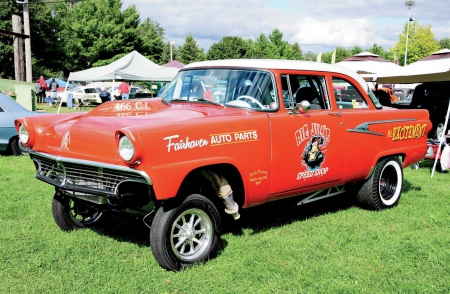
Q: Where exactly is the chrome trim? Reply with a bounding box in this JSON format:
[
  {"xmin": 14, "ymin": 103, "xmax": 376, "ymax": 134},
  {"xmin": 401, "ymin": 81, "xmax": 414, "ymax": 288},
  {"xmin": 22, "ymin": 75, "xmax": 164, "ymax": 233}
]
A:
[
  {"xmin": 30, "ymin": 151, "xmax": 152, "ymax": 197},
  {"xmin": 347, "ymin": 118, "xmax": 417, "ymax": 136}
]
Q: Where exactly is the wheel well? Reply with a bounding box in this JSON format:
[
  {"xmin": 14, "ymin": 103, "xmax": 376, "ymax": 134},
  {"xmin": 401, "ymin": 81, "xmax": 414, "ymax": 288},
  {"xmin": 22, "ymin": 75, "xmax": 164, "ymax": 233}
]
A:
[{"xmin": 175, "ymin": 164, "xmax": 245, "ymax": 208}]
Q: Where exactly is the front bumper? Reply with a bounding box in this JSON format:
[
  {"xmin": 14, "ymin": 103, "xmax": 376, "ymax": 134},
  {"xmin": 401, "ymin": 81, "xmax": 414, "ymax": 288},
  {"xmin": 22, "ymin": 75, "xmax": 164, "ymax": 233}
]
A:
[{"xmin": 30, "ymin": 151, "xmax": 152, "ymax": 197}]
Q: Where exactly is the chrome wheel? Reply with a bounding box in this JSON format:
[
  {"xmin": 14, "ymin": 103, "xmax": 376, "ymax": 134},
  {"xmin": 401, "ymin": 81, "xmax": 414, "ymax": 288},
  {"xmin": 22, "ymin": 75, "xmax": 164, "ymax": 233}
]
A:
[{"xmin": 170, "ymin": 208, "xmax": 213, "ymax": 262}]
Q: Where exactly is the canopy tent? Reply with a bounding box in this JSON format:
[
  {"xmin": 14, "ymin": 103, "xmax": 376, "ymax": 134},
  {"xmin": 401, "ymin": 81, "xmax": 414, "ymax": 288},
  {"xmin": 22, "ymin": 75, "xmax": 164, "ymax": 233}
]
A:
[
  {"xmin": 57, "ymin": 51, "xmax": 180, "ymax": 113},
  {"xmin": 67, "ymin": 50, "xmax": 180, "ymax": 82},
  {"xmin": 45, "ymin": 78, "xmax": 73, "ymax": 88},
  {"xmin": 162, "ymin": 60, "xmax": 185, "ymax": 69},
  {"xmin": 336, "ymin": 52, "xmax": 405, "ymax": 82},
  {"xmin": 375, "ymin": 49, "xmax": 450, "ymax": 178},
  {"xmin": 377, "ymin": 49, "xmax": 450, "ymax": 84}
]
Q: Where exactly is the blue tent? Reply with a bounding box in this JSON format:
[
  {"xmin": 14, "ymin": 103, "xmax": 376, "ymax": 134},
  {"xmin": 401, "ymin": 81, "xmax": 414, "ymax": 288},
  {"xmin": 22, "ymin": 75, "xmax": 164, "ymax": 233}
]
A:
[{"xmin": 45, "ymin": 78, "xmax": 73, "ymax": 88}]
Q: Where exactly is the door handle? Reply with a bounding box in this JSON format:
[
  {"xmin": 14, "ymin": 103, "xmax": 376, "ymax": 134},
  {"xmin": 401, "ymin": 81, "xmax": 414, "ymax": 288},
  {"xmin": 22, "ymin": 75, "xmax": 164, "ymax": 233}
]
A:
[{"xmin": 329, "ymin": 112, "xmax": 341, "ymax": 117}]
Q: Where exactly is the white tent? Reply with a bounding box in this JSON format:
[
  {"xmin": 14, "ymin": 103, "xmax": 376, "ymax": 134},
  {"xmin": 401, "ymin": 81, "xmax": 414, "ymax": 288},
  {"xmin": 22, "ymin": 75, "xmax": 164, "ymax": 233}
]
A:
[
  {"xmin": 375, "ymin": 49, "xmax": 450, "ymax": 178},
  {"xmin": 68, "ymin": 50, "xmax": 180, "ymax": 82},
  {"xmin": 336, "ymin": 52, "xmax": 405, "ymax": 82},
  {"xmin": 377, "ymin": 49, "xmax": 450, "ymax": 84}
]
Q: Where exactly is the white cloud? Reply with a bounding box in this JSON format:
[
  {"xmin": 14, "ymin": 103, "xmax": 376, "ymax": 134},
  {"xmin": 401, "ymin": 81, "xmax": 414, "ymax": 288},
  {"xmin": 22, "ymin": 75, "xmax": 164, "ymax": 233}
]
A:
[{"xmin": 122, "ymin": 0, "xmax": 450, "ymax": 54}]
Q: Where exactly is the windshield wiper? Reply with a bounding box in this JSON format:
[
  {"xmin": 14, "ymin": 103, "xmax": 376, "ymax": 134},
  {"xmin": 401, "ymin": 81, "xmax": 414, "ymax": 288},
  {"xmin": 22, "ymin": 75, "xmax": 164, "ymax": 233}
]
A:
[{"xmin": 196, "ymin": 98, "xmax": 223, "ymax": 107}]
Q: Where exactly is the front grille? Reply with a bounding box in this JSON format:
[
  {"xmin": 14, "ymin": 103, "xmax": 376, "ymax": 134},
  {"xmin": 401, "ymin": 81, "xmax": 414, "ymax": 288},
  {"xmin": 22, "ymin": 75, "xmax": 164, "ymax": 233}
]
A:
[{"xmin": 31, "ymin": 152, "xmax": 151, "ymax": 197}]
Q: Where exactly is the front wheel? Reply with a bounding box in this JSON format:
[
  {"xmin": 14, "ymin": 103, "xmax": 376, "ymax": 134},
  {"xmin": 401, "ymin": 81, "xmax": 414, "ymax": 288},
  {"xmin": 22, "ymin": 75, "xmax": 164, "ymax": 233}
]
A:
[
  {"xmin": 150, "ymin": 194, "xmax": 222, "ymax": 271},
  {"xmin": 52, "ymin": 192, "xmax": 109, "ymax": 231},
  {"xmin": 9, "ymin": 137, "xmax": 30, "ymax": 155},
  {"xmin": 356, "ymin": 157, "xmax": 403, "ymax": 210}
]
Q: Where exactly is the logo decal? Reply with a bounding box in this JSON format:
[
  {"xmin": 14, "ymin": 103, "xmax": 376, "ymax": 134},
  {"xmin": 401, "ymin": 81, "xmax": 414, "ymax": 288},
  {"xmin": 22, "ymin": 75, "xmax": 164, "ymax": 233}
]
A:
[
  {"xmin": 387, "ymin": 124, "xmax": 427, "ymax": 141},
  {"xmin": 295, "ymin": 123, "xmax": 330, "ymax": 180}
]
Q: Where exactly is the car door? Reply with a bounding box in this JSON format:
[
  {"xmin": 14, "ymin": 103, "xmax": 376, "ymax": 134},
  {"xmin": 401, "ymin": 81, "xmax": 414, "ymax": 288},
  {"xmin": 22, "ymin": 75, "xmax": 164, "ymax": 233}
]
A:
[{"xmin": 268, "ymin": 73, "xmax": 345, "ymax": 197}]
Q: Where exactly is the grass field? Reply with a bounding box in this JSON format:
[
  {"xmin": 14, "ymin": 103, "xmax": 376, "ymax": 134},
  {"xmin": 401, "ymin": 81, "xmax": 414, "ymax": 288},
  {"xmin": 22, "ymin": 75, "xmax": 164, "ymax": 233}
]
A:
[{"xmin": 1, "ymin": 154, "xmax": 450, "ymax": 293}]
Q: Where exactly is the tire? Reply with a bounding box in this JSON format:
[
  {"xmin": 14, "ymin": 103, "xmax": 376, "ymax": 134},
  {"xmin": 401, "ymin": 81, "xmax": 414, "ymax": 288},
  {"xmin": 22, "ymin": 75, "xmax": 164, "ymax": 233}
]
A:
[
  {"xmin": 52, "ymin": 191, "xmax": 109, "ymax": 231},
  {"xmin": 9, "ymin": 136, "xmax": 30, "ymax": 156},
  {"xmin": 433, "ymin": 122, "xmax": 448, "ymax": 139},
  {"xmin": 150, "ymin": 194, "xmax": 222, "ymax": 271},
  {"xmin": 356, "ymin": 157, "xmax": 403, "ymax": 210}
]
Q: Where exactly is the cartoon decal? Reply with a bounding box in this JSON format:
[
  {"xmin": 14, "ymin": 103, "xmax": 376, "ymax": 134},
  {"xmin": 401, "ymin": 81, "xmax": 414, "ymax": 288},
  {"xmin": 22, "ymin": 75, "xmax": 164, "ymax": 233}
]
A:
[
  {"xmin": 249, "ymin": 169, "xmax": 268, "ymax": 186},
  {"xmin": 295, "ymin": 123, "xmax": 330, "ymax": 180},
  {"xmin": 164, "ymin": 130, "xmax": 258, "ymax": 152},
  {"xmin": 387, "ymin": 124, "xmax": 427, "ymax": 141}
]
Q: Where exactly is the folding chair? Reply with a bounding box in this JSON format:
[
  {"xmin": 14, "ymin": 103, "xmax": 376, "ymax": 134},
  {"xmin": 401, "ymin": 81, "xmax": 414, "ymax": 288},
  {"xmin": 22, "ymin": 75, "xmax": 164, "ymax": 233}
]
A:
[
  {"xmin": 72, "ymin": 98, "xmax": 81, "ymax": 111},
  {"xmin": 80, "ymin": 98, "xmax": 90, "ymax": 110}
]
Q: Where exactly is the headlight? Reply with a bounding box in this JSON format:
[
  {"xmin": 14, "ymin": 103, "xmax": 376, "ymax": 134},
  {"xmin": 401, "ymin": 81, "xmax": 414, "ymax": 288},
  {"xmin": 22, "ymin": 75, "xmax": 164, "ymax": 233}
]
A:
[
  {"xmin": 18, "ymin": 124, "xmax": 29, "ymax": 144},
  {"xmin": 119, "ymin": 136, "xmax": 135, "ymax": 161}
]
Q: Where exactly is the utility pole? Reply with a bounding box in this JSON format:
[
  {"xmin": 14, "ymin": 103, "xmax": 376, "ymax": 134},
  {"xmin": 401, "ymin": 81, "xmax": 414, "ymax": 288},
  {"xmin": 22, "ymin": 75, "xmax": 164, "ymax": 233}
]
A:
[
  {"xmin": 12, "ymin": 15, "xmax": 24, "ymax": 81},
  {"xmin": 23, "ymin": 1, "xmax": 32, "ymax": 82}
]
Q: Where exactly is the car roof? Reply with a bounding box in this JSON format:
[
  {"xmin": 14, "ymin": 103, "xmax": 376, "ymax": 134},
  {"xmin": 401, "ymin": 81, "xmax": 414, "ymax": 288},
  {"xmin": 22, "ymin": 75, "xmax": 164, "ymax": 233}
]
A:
[{"xmin": 183, "ymin": 59, "xmax": 369, "ymax": 91}]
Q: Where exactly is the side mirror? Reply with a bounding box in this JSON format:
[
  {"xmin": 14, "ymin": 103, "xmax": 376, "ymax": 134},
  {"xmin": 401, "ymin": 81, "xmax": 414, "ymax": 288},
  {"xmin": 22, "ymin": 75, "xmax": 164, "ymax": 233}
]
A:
[{"xmin": 292, "ymin": 100, "xmax": 310, "ymax": 114}]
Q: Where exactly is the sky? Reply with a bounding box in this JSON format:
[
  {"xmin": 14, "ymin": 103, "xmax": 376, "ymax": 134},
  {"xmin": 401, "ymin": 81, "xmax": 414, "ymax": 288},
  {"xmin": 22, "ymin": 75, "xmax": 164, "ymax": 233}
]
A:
[{"xmin": 121, "ymin": 0, "xmax": 450, "ymax": 55}]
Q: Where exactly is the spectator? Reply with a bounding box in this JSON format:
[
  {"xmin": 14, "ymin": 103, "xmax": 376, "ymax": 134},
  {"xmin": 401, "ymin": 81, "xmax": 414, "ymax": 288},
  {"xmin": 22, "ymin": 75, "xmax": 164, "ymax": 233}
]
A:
[
  {"xmin": 35, "ymin": 79, "xmax": 43, "ymax": 103},
  {"xmin": 118, "ymin": 81, "xmax": 130, "ymax": 100},
  {"xmin": 99, "ymin": 87, "xmax": 111, "ymax": 103},
  {"xmin": 49, "ymin": 78, "xmax": 59, "ymax": 92},
  {"xmin": 39, "ymin": 75, "xmax": 49, "ymax": 98}
]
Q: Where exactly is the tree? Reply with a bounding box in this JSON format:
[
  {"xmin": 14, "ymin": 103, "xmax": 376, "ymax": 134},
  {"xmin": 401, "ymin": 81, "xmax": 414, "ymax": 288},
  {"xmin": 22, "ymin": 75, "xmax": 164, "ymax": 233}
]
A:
[
  {"xmin": 138, "ymin": 17, "xmax": 165, "ymax": 64},
  {"xmin": 350, "ymin": 46, "xmax": 363, "ymax": 56},
  {"xmin": 303, "ymin": 51, "xmax": 316, "ymax": 61},
  {"xmin": 177, "ymin": 34, "xmax": 205, "ymax": 64},
  {"xmin": 55, "ymin": 0, "xmax": 142, "ymax": 73},
  {"xmin": 161, "ymin": 41, "xmax": 178, "ymax": 64},
  {"xmin": 390, "ymin": 21, "xmax": 441, "ymax": 65},
  {"xmin": 439, "ymin": 37, "xmax": 450, "ymax": 49},
  {"xmin": 206, "ymin": 36, "xmax": 249, "ymax": 60},
  {"xmin": 0, "ymin": 1, "xmax": 64, "ymax": 80},
  {"xmin": 291, "ymin": 42, "xmax": 303, "ymax": 60}
]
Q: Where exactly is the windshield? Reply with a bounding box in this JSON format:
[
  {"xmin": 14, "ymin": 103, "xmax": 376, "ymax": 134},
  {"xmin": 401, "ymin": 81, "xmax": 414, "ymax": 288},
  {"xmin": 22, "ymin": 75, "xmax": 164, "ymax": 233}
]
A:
[{"xmin": 160, "ymin": 68, "xmax": 277, "ymax": 110}]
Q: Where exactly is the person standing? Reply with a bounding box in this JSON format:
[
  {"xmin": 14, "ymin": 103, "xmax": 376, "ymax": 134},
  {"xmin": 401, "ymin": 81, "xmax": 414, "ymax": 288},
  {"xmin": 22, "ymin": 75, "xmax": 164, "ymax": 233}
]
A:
[
  {"xmin": 99, "ymin": 87, "xmax": 111, "ymax": 103},
  {"xmin": 35, "ymin": 79, "xmax": 43, "ymax": 103},
  {"xmin": 39, "ymin": 75, "xmax": 49, "ymax": 100},
  {"xmin": 49, "ymin": 78, "xmax": 59, "ymax": 92},
  {"xmin": 118, "ymin": 81, "xmax": 130, "ymax": 100}
]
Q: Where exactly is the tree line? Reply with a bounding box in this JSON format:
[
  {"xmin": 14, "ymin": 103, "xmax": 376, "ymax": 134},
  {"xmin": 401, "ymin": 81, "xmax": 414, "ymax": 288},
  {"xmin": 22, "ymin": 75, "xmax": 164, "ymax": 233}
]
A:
[{"xmin": 1, "ymin": 0, "xmax": 448, "ymax": 81}]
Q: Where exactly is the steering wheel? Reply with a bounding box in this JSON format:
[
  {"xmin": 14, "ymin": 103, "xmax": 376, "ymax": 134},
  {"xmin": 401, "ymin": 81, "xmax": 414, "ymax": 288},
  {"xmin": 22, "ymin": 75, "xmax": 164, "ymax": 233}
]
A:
[{"xmin": 236, "ymin": 95, "xmax": 264, "ymax": 109}]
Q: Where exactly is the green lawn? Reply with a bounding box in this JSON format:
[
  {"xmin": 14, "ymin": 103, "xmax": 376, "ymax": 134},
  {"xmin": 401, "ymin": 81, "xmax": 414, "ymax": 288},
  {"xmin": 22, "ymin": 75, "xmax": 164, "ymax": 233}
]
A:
[{"xmin": 1, "ymin": 154, "xmax": 449, "ymax": 293}]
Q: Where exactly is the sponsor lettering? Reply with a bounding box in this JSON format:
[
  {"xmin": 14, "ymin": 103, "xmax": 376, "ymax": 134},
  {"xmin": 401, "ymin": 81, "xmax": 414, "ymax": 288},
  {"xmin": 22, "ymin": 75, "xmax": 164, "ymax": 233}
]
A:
[
  {"xmin": 249, "ymin": 169, "xmax": 268, "ymax": 186},
  {"xmin": 295, "ymin": 123, "xmax": 330, "ymax": 146},
  {"xmin": 210, "ymin": 130, "xmax": 258, "ymax": 146},
  {"xmin": 388, "ymin": 124, "xmax": 427, "ymax": 141},
  {"xmin": 164, "ymin": 135, "xmax": 209, "ymax": 152},
  {"xmin": 296, "ymin": 167, "xmax": 329, "ymax": 180}
]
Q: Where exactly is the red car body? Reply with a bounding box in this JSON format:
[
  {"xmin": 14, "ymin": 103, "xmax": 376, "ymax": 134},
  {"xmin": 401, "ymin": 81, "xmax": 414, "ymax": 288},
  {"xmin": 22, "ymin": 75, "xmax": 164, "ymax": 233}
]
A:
[{"xmin": 15, "ymin": 59, "xmax": 431, "ymax": 271}]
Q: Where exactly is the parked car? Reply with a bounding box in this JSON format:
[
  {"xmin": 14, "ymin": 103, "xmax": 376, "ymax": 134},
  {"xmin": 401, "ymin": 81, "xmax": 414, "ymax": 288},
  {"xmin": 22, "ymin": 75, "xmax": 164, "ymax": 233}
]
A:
[
  {"xmin": 371, "ymin": 87, "xmax": 400, "ymax": 106},
  {"xmin": 16, "ymin": 59, "xmax": 431, "ymax": 271},
  {"xmin": 58, "ymin": 86, "xmax": 101, "ymax": 104},
  {"xmin": 390, "ymin": 82, "xmax": 450, "ymax": 138},
  {"xmin": 0, "ymin": 93, "xmax": 46, "ymax": 155}
]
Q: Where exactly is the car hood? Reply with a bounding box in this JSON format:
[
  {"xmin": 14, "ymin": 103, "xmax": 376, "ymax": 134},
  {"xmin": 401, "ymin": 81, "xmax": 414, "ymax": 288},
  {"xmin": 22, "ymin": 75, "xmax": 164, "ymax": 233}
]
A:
[{"xmin": 33, "ymin": 98, "xmax": 248, "ymax": 163}]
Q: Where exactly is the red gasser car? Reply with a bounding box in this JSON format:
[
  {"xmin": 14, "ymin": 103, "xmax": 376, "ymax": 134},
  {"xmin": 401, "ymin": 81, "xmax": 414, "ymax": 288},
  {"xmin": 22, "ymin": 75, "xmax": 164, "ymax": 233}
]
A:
[{"xmin": 15, "ymin": 59, "xmax": 431, "ymax": 271}]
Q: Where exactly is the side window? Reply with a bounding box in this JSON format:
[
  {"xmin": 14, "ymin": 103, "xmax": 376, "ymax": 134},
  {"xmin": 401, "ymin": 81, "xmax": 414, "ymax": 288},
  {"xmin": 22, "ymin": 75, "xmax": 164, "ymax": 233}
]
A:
[
  {"xmin": 281, "ymin": 74, "xmax": 329, "ymax": 110},
  {"xmin": 332, "ymin": 77, "xmax": 369, "ymax": 109}
]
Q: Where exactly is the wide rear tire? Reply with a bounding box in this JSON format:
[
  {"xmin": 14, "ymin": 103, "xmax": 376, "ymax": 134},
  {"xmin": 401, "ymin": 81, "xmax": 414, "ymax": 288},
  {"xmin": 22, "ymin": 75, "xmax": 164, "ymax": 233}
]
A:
[
  {"xmin": 356, "ymin": 157, "xmax": 403, "ymax": 210},
  {"xmin": 150, "ymin": 194, "xmax": 222, "ymax": 271}
]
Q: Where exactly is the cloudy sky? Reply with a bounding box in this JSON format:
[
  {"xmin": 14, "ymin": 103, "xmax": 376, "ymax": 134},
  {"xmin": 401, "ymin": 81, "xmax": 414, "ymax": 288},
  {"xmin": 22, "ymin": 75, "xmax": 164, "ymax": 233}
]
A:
[{"xmin": 122, "ymin": 0, "xmax": 450, "ymax": 54}]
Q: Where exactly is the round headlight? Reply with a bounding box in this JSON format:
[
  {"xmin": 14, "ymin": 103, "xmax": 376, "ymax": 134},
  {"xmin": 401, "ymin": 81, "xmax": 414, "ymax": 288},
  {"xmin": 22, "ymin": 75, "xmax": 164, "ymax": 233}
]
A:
[
  {"xmin": 119, "ymin": 136, "xmax": 135, "ymax": 161},
  {"xmin": 19, "ymin": 124, "xmax": 29, "ymax": 144}
]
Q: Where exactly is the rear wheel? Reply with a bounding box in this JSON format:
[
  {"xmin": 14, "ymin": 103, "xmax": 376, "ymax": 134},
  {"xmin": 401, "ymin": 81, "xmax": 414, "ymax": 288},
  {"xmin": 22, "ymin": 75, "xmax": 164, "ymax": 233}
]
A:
[
  {"xmin": 150, "ymin": 194, "xmax": 221, "ymax": 271},
  {"xmin": 356, "ymin": 157, "xmax": 403, "ymax": 210},
  {"xmin": 52, "ymin": 191, "xmax": 109, "ymax": 231}
]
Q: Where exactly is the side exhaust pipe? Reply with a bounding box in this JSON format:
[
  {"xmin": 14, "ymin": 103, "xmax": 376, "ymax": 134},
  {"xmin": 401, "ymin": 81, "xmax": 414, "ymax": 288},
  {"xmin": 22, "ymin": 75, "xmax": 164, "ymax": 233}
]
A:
[{"xmin": 201, "ymin": 170, "xmax": 240, "ymax": 220}]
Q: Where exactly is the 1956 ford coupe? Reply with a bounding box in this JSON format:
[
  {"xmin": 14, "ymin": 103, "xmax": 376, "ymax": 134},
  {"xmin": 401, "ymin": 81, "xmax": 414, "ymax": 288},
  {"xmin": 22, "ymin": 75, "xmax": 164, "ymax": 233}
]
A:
[{"xmin": 15, "ymin": 59, "xmax": 431, "ymax": 271}]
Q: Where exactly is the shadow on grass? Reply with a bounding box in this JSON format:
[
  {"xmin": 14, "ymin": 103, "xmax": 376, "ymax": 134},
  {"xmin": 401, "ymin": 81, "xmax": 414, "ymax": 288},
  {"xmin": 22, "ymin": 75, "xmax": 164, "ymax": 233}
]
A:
[{"xmin": 222, "ymin": 192, "xmax": 356, "ymax": 237}]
